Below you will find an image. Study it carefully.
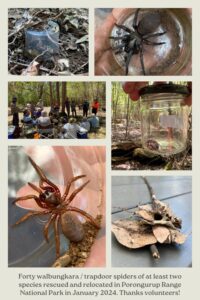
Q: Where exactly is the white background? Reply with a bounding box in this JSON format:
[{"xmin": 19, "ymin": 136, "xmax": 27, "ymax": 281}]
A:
[{"xmin": 1, "ymin": 0, "xmax": 200, "ymax": 299}]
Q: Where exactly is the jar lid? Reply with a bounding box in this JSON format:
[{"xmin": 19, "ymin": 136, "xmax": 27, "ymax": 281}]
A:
[{"xmin": 139, "ymin": 84, "xmax": 190, "ymax": 96}]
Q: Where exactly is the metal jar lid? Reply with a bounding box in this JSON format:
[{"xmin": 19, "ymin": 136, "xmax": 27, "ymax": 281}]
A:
[{"xmin": 139, "ymin": 84, "xmax": 190, "ymax": 96}]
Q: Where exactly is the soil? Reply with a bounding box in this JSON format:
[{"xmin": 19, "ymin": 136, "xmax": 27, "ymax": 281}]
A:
[
  {"xmin": 112, "ymin": 124, "xmax": 192, "ymax": 170},
  {"xmin": 8, "ymin": 106, "xmax": 106, "ymax": 139},
  {"xmin": 8, "ymin": 8, "xmax": 88, "ymax": 75},
  {"xmin": 67, "ymin": 215, "xmax": 102, "ymax": 267}
]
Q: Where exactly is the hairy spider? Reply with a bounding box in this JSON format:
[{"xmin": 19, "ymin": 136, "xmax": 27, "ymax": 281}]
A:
[
  {"xmin": 110, "ymin": 9, "xmax": 166, "ymax": 75},
  {"xmin": 13, "ymin": 156, "xmax": 100, "ymax": 258}
]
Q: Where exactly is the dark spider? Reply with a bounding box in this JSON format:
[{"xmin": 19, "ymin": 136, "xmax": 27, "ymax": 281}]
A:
[
  {"xmin": 12, "ymin": 156, "xmax": 100, "ymax": 259},
  {"xmin": 110, "ymin": 9, "xmax": 166, "ymax": 75}
]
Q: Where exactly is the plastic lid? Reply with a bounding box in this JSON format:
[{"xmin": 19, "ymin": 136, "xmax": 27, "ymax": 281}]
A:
[{"xmin": 139, "ymin": 84, "xmax": 190, "ymax": 96}]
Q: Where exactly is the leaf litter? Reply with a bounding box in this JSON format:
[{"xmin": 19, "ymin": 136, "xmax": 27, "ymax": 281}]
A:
[{"xmin": 8, "ymin": 8, "xmax": 89, "ymax": 76}]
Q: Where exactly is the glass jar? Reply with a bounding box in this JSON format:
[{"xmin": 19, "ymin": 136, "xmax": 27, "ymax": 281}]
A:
[
  {"xmin": 25, "ymin": 21, "xmax": 60, "ymax": 59},
  {"xmin": 139, "ymin": 84, "xmax": 190, "ymax": 156},
  {"xmin": 108, "ymin": 8, "xmax": 191, "ymax": 75}
]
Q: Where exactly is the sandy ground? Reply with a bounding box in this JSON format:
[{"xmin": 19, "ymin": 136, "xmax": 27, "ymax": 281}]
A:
[{"xmin": 8, "ymin": 106, "xmax": 106, "ymax": 139}]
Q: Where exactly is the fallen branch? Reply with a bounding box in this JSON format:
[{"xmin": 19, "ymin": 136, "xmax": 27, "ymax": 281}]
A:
[
  {"xmin": 9, "ymin": 59, "xmax": 59, "ymax": 75},
  {"xmin": 74, "ymin": 61, "xmax": 88, "ymax": 74},
  {"xmin": 142, "ymin": 177, "xmax": 161, "ymax": 259}
]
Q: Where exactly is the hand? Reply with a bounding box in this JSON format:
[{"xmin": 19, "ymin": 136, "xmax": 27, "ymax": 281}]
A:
[
  {"xmin": 95, "ymin": 8, "xmax": 192, "ymax": 75},
  {"xmin": 122, "ymin": 82, "xmax": 192, "ymax": 106},
  {"xmin": 95, "ymin": 9, "xmax": 130, "ymax": 75},
  {"xmin": 15, "ymin": 146, "xmax": 106, "ymax": 267}
]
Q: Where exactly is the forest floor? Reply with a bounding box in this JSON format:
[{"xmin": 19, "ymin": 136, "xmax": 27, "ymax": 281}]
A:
[
  {"xmin": 8, "ymin": 107, "xmax": 106, "ymax": 139},
  {"xmin": 8, "ymin": 8, "xmax": 88, "ymax": 76},
  {"xmin": 112, "ymin": 123, "xmax": 192, "ymax": 171}
]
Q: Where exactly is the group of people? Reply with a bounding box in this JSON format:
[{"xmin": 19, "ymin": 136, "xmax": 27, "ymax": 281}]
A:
[
  {"xmin": 9, "ymin": 96, "xmax": 101, "ymax": 139},
  {"xmin": 65, "ymin": 98, "xmax": 100, "ymax": 118},
  {"xmin": 59, "ymin": 114, "xmax": 100, "ymax": 139}
]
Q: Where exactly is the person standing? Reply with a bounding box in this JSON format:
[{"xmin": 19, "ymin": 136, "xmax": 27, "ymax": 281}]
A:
[
  {"xmin": 10, "ymin": 96, "xmax": 19, "ymax": 127},
  {"xmin": 71, "ymin": 100, "xmax": 77, "ymax": 117},
  {"xmin": 65, "ymin": 97, "xmax": 70, "ymax": 117},
  {"xmin": 83, "ymin": 100, "xmax": 89, "ymax": 117},
  {"xmin": 92, "ymin": 99, "xmax": 100, "ymax": 115},
  {"xmin": 30, "ymin": 102, "xmax": 36, "ymax": 119}
]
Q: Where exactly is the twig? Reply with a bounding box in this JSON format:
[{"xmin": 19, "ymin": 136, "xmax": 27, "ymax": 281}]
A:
[
  {"xmin": 51, "ymin": 11, "xmax": 64, "ymax": 21},
  {"xmin": 8, "ymin": 9, "xmax": 45, "ymax": 38},
  {"xmin": 141, "ymin": 176, "xmax": 160, "ymax": 259},
  {"xmin": 141, "ymin": 176, "xmax": 156, "ymax": 201},
  {"xmin": 150, "ymin": 244, "xmax": 160, "ymax": 259},
  {"xmin": 8, "ymin": 20, "xmax": 41, "ymax": 38},
  {"xmin": 8, "ymin": 35, "xmax": 18, "ymax": 45},
  {"xmin": 21, "ymin": 49, "xmax": 49, "ymax": 76},
  {"xmin": 73, "ymin": 61, "xmax": 88, "ymax": 74},
  {"xmin": 9, "ymin": 59, "xmax": 59, "ymax": 75}
]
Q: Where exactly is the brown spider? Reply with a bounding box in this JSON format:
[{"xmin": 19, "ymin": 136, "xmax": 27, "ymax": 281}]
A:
[{"xmin": 13, "ymin": 156, "xmax": 100, "ymax": 258}]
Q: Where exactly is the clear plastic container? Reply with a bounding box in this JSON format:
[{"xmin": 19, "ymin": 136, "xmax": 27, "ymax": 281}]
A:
[
  {"xmin": 139, "ymin": 84, "xmax": 190, "ymax": 156},
  {"xmin": 25, "ymin": 21, "xmax": 60, "ymax": 59}
]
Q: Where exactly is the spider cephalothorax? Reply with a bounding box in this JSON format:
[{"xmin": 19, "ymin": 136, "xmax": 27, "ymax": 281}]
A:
[
  {"xmin": 13, "ymin": 156, "xmax": 100, "ymax": 258},
  {"xmin": 110, "ymin": 9, "xmax": 166, "ymax": 75}
]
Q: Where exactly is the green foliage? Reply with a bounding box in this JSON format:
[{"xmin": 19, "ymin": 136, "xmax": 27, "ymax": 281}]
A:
[
  {"xmin": 8, "ymin": 82, "xmax": 106, "ymax": 106},
  {"xmin": 112, "ymin": 82, "xmax": 140, "ymax": 122}
]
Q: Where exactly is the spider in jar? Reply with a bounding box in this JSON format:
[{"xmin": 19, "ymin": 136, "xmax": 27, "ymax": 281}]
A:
[
  {"xmin": 110, "ymin": 8, "xmax": 167, "ymax": 75},
  {"xmin": 146, "ymin": 139, "xmax": 160, "ymax": 151},
  {"xmin": 12, "ymin": 156, "xmax": 100, "ymax": 258}
]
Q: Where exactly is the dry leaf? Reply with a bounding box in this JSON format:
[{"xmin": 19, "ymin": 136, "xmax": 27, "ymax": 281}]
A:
[
  {"xmin": 135, "ymin": 205, "xmax": 155, "ymax": 222},
  {"xmin": 57, "ymin": 58, "xmax": 70, "ymax": 71},
  {"xmin": 22, "ymin": 61, "xmax": 39, "ymax": 76},
  {"xmin": 112, "ymin": 220, "xmax": 157, "ymax": 249},
  {"xmin": 153, "ymin": 225, "xmax": 170, "ymax": 243},
  {"xmin": 169, "ymin": 229, "xmax": 187, "ymax": 244}
]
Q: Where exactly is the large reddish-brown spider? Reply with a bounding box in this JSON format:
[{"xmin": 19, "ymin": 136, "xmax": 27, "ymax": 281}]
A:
[{"xmin": 13, "ymin": 156, "xmax": 100, "ymax": 258}]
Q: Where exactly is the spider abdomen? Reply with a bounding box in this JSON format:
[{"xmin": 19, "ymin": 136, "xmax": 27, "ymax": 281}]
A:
[{"xmin": 61, "ymin": 212, "xmax": 85, "ymax": 242}]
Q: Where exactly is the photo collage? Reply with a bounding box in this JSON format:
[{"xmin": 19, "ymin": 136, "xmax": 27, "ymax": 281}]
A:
[{"xmin": 7, "ymin": 5, "xmax": 192, "ymax": 272}]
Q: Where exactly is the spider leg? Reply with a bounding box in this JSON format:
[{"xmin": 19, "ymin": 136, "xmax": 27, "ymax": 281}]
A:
[
  {"xmin": 13, "ymin": 210, "xmax": 50, "ymax": 226},
  {"xmin": 143, "ymin": 31, "xmax": 166, "ymax": 39},
  {"xmin": 133, "ymin": 8, "xmax": 140, "ymax": 29},
  {"xmin": 28, "ymin": 182, "xmax": 43, "ymax": 194},
  {"xmin": 43, "ymin": 214, "xmax": 56, "ymax": 242},
  {"xmin": 66, "ymin": 206, "xmax": 100, "ymax": 229},
  {"xmin": 125, "ymin": 46, "xmax": 136, "ymax": 75},
  {"xmin": 28, "ymin": 156, "xmax": 61, "ymax": 197},
  {"xmin": 143, "ymin": 40, "xmax": 166, "ymax": 46},
  {"xmin": 114, "ymin": 23, "xmax": 132, "ymax": 34},
  {"xmin": 64, "ymin": 180, "xmax": 90, "ymax": 205},
  {"xmin": 61, "ymin": 175, "xmax": 86, "ymax": 202},
  {"xmin": 139, "ymin": 44, "xmax": 146, "ymax": 75},
  {"xmin": 13, "ymin": 194, "xmax": 48, "ymax": 209},
  {"xmin": 109, "ymin": 35, "xmax": 130, "ymax": 41},
  {"xmin": 54, "ymin": 215, "xmax": 61, "ymax": 258}
]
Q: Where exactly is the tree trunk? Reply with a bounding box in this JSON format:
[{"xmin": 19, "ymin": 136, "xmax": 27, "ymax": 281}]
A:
[
  {"xmin": 125, "ymin": 95, "xmax": 130, "ymax": 139},
  {"xmin": 56, "ymin": 82, "xmax": 60, "ymax": 107},
  {"xmin": 61, "ymin": 82, "xmax": 67, "ymax": 113},
  {"xmin": 38, "ymin": 82, "xmax": 44, "ymax": 99},
  {"xmin": 49, "ymin": 82, "xmax": 53, "ymax": 107}
]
